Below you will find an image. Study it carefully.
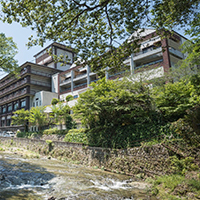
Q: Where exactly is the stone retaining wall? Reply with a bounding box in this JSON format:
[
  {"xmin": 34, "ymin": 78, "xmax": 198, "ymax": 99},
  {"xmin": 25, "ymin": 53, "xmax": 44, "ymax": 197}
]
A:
[{"xmin": 0, "ymin": 137, "xmax": 171, "ymax": 177}]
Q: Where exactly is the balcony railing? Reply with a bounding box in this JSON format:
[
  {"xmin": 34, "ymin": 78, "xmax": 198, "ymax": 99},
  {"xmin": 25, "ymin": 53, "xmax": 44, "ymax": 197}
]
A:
[
  {"xmin": 30, "ymin": 80, "xmax": 51, "ymax": 87},
  {"xmin": 60, "ymin": 78, "xmax": 71, "ymax": 85},
  {"xmin": 169, "ymin": 47, "xmax": 184, "ymax": 59},
  {"xmin": 0, "ymin": 79, "xmax": 28, "ymax": 97},
  {"xmin": 74, "ymin": 73, "xmax": 87, "ymax": 79},
  {"xmin": 60, "ymin": 88, "xmax": 71, "ymax": 93},
  {"xmin": 0, "ymin": 69, "xmax": 27, "ymax": 88},
  {"xmin": 31, "ymin": 70, "xmax": 51, "ymax": 77},
  {"xmin": 0, "ymin": 89, "xmax": 27, "ymax": 105},
  {"xmin": 74, "ymin": 82, "xmax": 87, "ymax": 89},
  {"xmin": 133, "ymin": 46, "xmax": 161, "ymax": 57},
  {"xmin": 135, "ymin": 59, "xmax": 163, "ymax": 70}
]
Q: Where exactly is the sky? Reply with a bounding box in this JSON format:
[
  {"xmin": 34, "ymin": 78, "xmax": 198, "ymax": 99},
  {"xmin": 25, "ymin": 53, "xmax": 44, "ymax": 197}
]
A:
[
  {"xmin": 0, "ymin": 20, "xmax": 190, "ymax": 79},
  {"xmin": 0, "ymin": 21, "xmax": 51, "ymax": 78}
]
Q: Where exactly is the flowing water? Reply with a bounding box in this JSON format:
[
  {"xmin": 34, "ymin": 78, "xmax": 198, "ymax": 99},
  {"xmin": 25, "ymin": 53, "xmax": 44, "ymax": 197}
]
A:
[{"xmin": 0, "ymin": 152, "xmax": 154, "ymax": 200}]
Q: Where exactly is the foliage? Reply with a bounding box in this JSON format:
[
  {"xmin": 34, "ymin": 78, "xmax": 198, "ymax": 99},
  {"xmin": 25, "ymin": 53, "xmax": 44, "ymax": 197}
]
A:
[
  {"xmin": 43, "ymin": 128, "xmax": 68, "ymax": 135},
  {"xmin": 16, "ymin": 131, "xmax": 33, "ymax": 138},
  {"xmin": 50, "ymin": 103, "xmax": 75, "ymax": 130},
  {"xmin": 151, "ymin": 173, "xmax": 200, "ymax": 200},
  {"xmin": 64, "ymin": 128, "xmax": 87, "ymax": 144},
  {"xmin": 0, "ymin": 32, "xmax": 18, "ymax": 73},
  {"xmin": 73, "ymin": 78, "xmax": 162, "ymax": 148},
  {"xmin": 168, "ymin": 156, "xmax": 199, "ymax": 175},
  {"xmin": 29, "ymin": 106, "xmax": 47, "ymax": 131},
  {"xmin": 51, "ymin": 98, "xmax": 59, "ymax": 105},
  {"xmin": 185, "ymin": 105, "xmax": 200, "ymax": 136},
  {"xmin": 65, "ymin": 95, "xmax": 73, "ymax": 102},
  {"xmin": 153, "ymin": 77, "xmax": 200, "ymax": 122},
  {"xmin": 1, "ymin": 1, "xmax": 199, "ymax": 72},
  {"xmin": 11, "ymin": 109, "xmax": 30, "ymax": 132}
]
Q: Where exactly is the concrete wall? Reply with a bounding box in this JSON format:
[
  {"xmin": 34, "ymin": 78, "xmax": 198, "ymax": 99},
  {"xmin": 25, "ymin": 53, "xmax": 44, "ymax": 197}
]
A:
[{"xmin": 32, "ymin": 91, "xmax": 58, "ymax": 107}]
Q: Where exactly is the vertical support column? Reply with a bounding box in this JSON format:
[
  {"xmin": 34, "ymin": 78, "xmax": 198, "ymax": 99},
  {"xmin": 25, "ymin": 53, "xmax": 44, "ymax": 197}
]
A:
[
  {"xmin": 5, "ymin": 116, "xmax": 7, "ymax": 127},
  {"xmin": 130, "ymin": 53, "xmax": 135, "ymax": 75},
  {"xmin": 105, "ymin": 67, "xmax": 109, "ymax": 80},
  {"xmin": 71, "ymin": 70, "xmax": 74, "ymax": 92},
  {"xmin": 86, "ymin": 65, "xmax": 91, "ymax": 87},
  {"xmin": 12, "ymin": 102, "xmax": 14, "ymax": 111},
  {"xmin": 26, "ymin": 96, "xmax": 30, "ymax": 110},
  {"xmin": 162, "ymin": 38, "xmax": 171, "ymax": 74},
  {"xmin": 18, "ymin": 99, "xmax": 21, "ymax": 110}
]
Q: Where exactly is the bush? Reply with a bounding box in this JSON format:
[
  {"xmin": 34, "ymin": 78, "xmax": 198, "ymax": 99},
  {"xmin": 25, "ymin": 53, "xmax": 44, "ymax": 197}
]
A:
[
  {"xmin": 65, "ymin": 95, "xmax": 73, "ymax": 102},
  {"xmin": 64, "ymin": 128, "xmax": 87, "ymax": 144},
  {"xmin": 16, "ymin": 131, "xmax": 33, "ymax": 138},
  {"xmin": 51, "ymin": 98, "xmax": 59, "ymax": 105},
  {"xmin": 43, "ymin": 128, "xmax": 68, "ymax": 135}
]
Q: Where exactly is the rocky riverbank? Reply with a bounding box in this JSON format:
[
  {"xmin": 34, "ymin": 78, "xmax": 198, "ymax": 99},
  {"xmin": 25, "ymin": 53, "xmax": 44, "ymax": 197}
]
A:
[{"xmin": 0, "ymin": 148, "xmax": 153, "ymax": 200}]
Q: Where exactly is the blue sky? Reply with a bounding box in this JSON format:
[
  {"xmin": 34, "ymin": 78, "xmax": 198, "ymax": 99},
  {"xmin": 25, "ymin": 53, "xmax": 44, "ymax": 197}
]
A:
[
  {"xmin": 0, "ymin": 20, "xmax": 190, "ymax": 79},
  {"xmin": 0, "ymin": 21, "xmax": 51, "ymax": 78}
]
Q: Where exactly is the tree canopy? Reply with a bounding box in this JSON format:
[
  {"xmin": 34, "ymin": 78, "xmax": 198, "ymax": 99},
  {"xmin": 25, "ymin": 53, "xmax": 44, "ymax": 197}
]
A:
[
  {"xmin": 0, "ymin": 0, "xmax": 199, "ymax": 72},
  {"xmin": 0, "ymin": 33, "xmax": 18, "ymax": 73}
]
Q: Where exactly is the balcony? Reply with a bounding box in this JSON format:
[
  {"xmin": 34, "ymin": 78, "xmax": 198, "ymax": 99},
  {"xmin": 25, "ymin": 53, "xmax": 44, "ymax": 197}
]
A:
[
  {"xmin": 73, "ymin": 83, "xmax": 87, "ymax": 91},
  {"xmin": 60, "ymin": 88, "xmax": 71, "ymax": 94},
  {"xmin": 169, "ymin": 47, "xmax": 184, "ymax": 59},
  {"xmin": 0, "ymin": 68, "xmax": 28, "ymax": 88},
  {"xmin": 60, "ymin": 78, "xmax": 71, "ymax": 86},
  {"xmin": 135, "ymin": 59, "xmax": 163, "ymax": 70},
  {"xmin": 0, "ymin": 79, "xmax": 28, "ymax": 97},
  {"xmin": 31, "ymin": 70, "xmax": 51, "ymax": 77},
  {"xmin": 0, "ymin": 89, "xmax": 27, "ymax": 105},
  {"xmin": 30, "ymin": 80, "xmax": 51, "ymax": 87},
  {"xmin": 132, "ymin": 47, "xmax": 162, "ymax": 61},
  {"xmin": 74, "ymin": 73, "xmax": 87, "ymax": 81}
]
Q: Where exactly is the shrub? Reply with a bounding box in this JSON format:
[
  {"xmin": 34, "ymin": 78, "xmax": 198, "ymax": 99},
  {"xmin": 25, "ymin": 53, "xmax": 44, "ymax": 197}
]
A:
[
  {"xmin": 64, "ymin": 128, "xmax": 87, "ymax": 144},
  {"xmin": 43, "ymin": 128, "xmax": 68, "ymax": 135},
  {"xmin": 65, "ymin": 95, "xmax": 73, "ymax": 102},
  {"xmin": 16, "ymin": 131, "xmax": 32, "ymax": 138},
  {"xmin": 51, "ymin": 98, "xmax": 59, "ymax": 105}
]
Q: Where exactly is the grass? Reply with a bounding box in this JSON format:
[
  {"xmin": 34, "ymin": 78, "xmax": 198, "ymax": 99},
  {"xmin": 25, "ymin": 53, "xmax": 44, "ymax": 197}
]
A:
[{"xmin": 148, "ymin": 172, "xmax": 200, "ymax": 200}]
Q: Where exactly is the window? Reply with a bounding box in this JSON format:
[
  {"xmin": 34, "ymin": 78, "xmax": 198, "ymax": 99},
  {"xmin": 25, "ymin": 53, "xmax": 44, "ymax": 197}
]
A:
[
  {"xmin": 21, "ymin": 100, "xmax": 26, "ymax": 108},
  {"xmin": 2, "ymin": 107, "xmax": 6, "ymax": 113},
  {"xmin": 33, "ymin": 102, "xmax": 35, "ymax": 107},
  {"xmin": 8, "ymin": 104, "xmax": 12, "ymax": 112},
  {"xmin": 14, "ymin": 103, "xmax": 19, "ymax": 110},
  {"xmin": 6, "ymin": 119, "xmax": 11, "ymax": 126},
  {"xmin": 73, "ymin": 95, "xmax": 78, "ymax": 99}
]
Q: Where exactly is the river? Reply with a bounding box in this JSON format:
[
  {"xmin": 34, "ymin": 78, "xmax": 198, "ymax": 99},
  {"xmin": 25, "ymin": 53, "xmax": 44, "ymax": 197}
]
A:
[{"xmin": 0, "ymin": 152, "xmax": 154, "ymax": 200}]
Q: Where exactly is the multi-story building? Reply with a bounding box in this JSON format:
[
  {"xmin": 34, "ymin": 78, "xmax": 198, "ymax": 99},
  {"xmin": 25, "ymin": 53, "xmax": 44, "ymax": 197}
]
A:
[
  {"xmin": 0, "ymin": 42, "xmax": 76, "ymax": 132},
  {"xmin": 57, "ymin": 29, "xmax": 187, "ymax": 101},
  {"xmin": 0, "ymin": 29, "xmax": 188, "ymax": 132}
]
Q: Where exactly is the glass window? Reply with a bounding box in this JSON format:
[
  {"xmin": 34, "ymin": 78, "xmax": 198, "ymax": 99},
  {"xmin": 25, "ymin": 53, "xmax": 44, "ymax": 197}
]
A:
[
  {"xmin": 21, "ymin": 100, "xmax": 26, "ymax": 108},
  {"xmin": 2, "ymin": 107, "xmax": 6, "ymax": 113},
  {"xmin": 14, "ymin": 103, "xmax": 19, "ymax": 110},
  {"xmin": 8, "ymin": 104, "xmax": 12, "ymax": 112}
]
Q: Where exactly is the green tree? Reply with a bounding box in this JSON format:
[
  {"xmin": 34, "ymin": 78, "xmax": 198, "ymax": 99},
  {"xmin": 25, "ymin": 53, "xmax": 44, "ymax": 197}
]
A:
[
  {"xmin": 51, "ymin": 103, "xmax": 74, "ymax": 130},
  {"xmin": 11, "ymin": 109, "xmax": 30, "ymax": 132},
  {"xmin": 51, "ymin": 98, "xmax": 59, "ymax": 105},
  {"xmin": 153, "ymin": 76, "xmax": 200, "ymax": 122},
  {"xmin": 73, "ymin": 78, "xmax": 159, "ymax": 148},
  {"xmin": 0, "ymin": 33, "xmax": 18, "ymax": 73},
  {"xmin": 29, "ymin": 106, "xmax": 47, "ymax": 131},
  {"xmin": 1, "ymin": 0, "xmax": 199, "ymax": 72}
]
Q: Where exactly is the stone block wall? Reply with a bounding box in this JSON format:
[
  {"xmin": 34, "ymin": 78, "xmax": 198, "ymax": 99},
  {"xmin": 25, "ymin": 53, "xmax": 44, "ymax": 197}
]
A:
[{"xmin": 0, "ymin": 137, "xmax": 171, "ymax": 177}]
